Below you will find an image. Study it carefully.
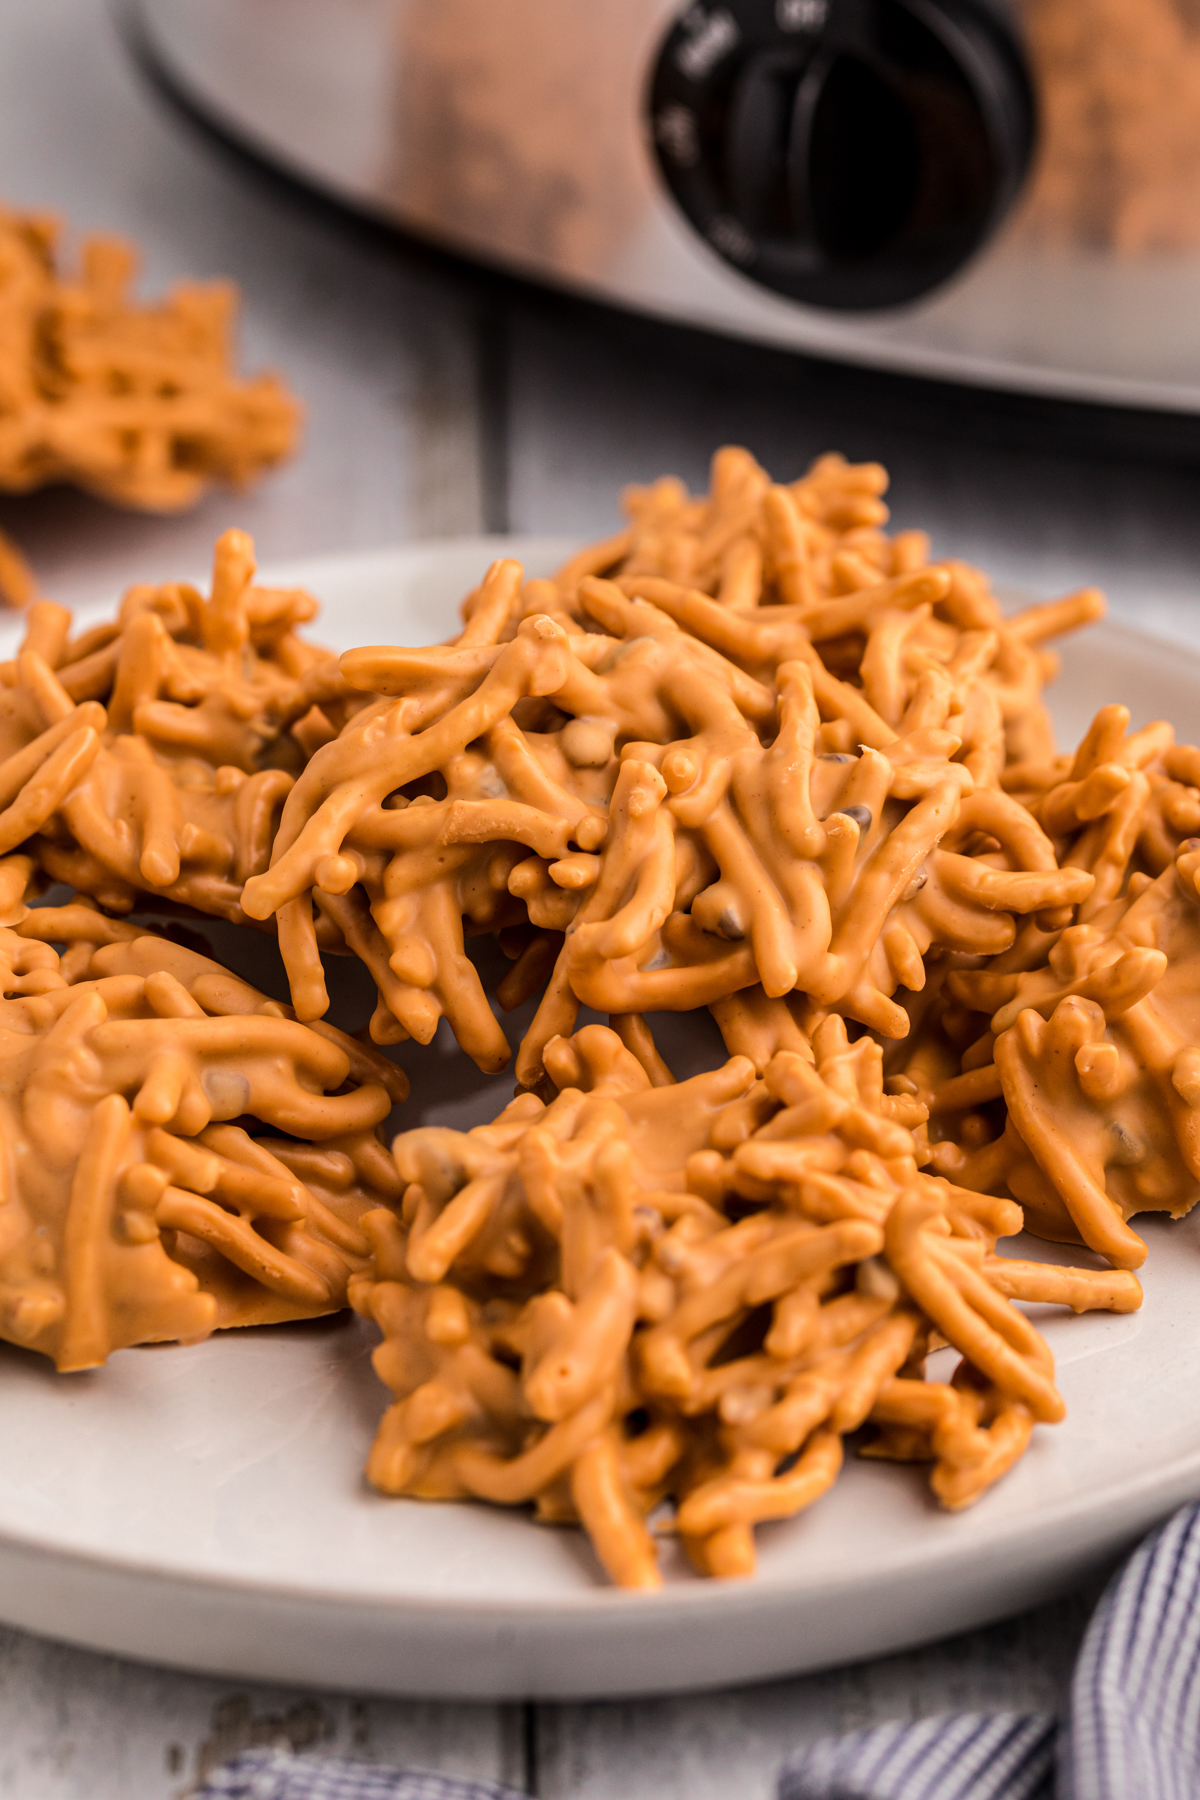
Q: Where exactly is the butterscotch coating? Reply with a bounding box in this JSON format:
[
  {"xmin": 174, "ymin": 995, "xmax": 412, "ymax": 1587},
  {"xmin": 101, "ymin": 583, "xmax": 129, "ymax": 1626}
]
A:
[
  {"xmin": 243, "ymin": 541, "xmax": 1093, "ymax": 1081},
  {"xmin": 935, "ymin": 845, "xmax": 1200, "ymax": 1271},
  {"xmin": 555, "ymin": 446, "xmax": 1102, "ymax": 768},
  {"xmin": 352, "ymin": 1016, "xmax": 1132, "ymax": 1589},
  {"xmin": 0, "ymin": 442, "xmax": 1182, "ymax": 1605},
  {"xmin": 0, "ymin": 922, "xmax": 405, "ymax": 1370},
  {"xmin": 0, "ymin": 530, "xmax": 351, "ymax": 923},
  {"xmin": 0, "ymin": 205, "xmax": 298, "ymax": 510},
  {"xmin": 1003, "ymin": 703, "xmax": 1200, "ymax": 924},
  {"xmin": 914, "ymin": 706, "xmax": 1200, "ymax": 1267},
  {"xmin": 525, "ymin": 651, "xmax": 1090, "ymax": 1071}
]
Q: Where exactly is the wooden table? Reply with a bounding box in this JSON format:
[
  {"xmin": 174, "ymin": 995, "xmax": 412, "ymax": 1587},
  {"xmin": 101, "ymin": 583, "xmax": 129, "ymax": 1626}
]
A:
[{"xmin": 0, "ymin": 4, "xmax": 1196, "ymax": 1794}]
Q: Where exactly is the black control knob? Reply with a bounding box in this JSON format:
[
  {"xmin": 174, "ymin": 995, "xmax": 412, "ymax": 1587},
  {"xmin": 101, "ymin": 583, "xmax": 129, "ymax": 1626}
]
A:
[{"xmin": 648, "ymin": 0, "xmax": 1035, "ymax": 310}]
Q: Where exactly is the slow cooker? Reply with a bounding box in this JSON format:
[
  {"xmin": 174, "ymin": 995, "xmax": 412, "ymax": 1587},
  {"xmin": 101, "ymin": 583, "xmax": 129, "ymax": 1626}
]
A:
[{"xmin": 130, "ymin": 0, "xmax": 1200, "ymax": 413}]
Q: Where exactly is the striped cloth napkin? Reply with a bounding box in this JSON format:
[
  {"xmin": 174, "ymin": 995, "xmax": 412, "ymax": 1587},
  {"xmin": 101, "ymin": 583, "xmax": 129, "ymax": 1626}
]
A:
[
  {"xmin": 200, "ymin": 1502, "xmax": 1200, "ymax": 1800},
  {"xmin": 198, "ymin": 1764, "xmax": 525, "ymax": 1800}
]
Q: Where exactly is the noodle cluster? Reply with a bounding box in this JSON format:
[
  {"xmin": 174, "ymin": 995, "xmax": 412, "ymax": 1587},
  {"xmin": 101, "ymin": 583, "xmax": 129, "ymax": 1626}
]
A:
[
  {"xmin": 352, "ymin": 1017, "xmax": 1133, "ymax": 1587},
  {"xmin": 240, "ymin": 451, "xmax": 1100, "ymax": 1094},
  {"xmin": 0, "ymin": 908, "xmax": 404, "ymax": 1370},
  {"xmin": 0, "ymin": 527, "xmax": 352, "ymax": 922}
]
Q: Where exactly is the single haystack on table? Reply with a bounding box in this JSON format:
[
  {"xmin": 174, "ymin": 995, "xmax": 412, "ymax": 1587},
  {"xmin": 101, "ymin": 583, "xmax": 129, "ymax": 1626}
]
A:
[{"xmin": 0, "ymin": 202, "xmax": 299, "ymax": 511}]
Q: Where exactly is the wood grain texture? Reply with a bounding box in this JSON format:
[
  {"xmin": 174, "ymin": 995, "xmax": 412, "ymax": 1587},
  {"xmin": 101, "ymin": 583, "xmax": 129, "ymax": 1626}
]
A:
[
  {"xmin": 534, "ymin": 1579, "xmax": 1107, "ymax": 1800},
  {"xmin": 0, "ymin": 1626, "xmax": 526, "ymax": 1799}
]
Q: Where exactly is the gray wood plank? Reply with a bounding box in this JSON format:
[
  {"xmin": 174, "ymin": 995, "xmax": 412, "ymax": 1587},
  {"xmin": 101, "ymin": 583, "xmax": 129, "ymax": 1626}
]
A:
[
  {"xmin": 535, "ymin": 1580, "xmax": 1104, "ymax": 1800},
  {"xmin": 0, "ymin": 1626, "xmax": 525, "ymax": 1799},
  {"xmin": 0, "ymin": 0, "xmax": 486, "ymax": 607}
]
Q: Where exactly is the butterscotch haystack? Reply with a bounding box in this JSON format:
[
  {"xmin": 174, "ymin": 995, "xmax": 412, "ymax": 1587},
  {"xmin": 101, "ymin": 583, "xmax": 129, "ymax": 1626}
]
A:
[
  {"xmin": 0, "ymin": 203, "xmax": 298, "ymax": 510},
  {"xmin": 926, "ymin": 844, "xmax": 1200, "ymax": 1271},
  {"xmin": 0, "ymin": 914, "xmax": 405, "ymax": 1370},
  {"xmin": 902, "ymin": 705, "xmax": 1200, "ymax": 1271},
  {"xmin": 351, "ymin": 1019, "xmax": 1133, "ymax": 1588},
  {"xmin": 0, "ymin": 527, "xmax": 357, "ymax": 923},
  {"xmin": 240, "ymin": 450, "xmax": 1100, "ymax": 1086}
]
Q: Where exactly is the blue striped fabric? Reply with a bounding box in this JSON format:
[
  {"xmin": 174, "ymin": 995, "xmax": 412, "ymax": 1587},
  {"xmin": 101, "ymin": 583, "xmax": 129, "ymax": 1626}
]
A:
[
  {"xmin": 1062, "ymin": 1501, "xmax": 1200, "ymax": 1800},
  {"xmin": 776, "ymin": 1712, "xmax": 1056, "ymax": 1800},
  {"xmin": 780, "ymin": 1501, "xmax": 1200, "ymax": 1800},
  {"xmin": 198, "ymin": 1751, "xmax": 525, "ymax": 1800},
  {"xmin": 197, "ymin": 1504, "xmax": 1200, "ymax": 1800}
]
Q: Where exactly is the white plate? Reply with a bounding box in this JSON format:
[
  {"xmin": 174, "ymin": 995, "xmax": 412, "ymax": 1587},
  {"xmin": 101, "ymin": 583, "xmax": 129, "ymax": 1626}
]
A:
[{"xmin": 2, "ymin": 539, "xmax": 1200, "ymax": 1701}]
